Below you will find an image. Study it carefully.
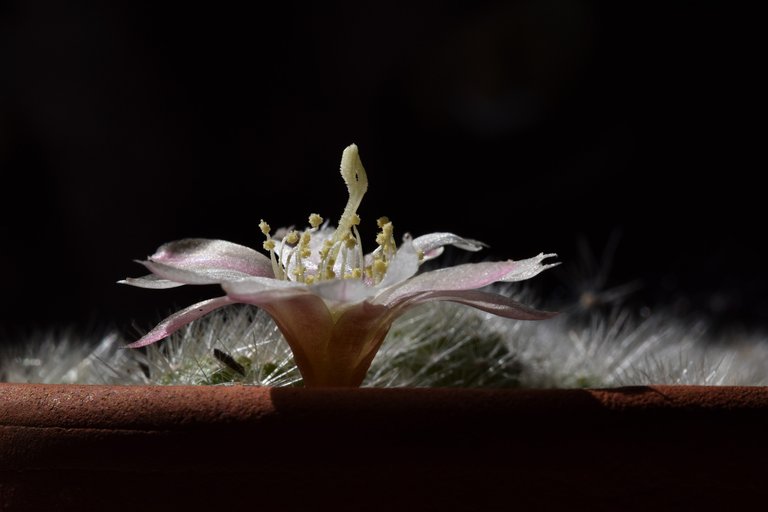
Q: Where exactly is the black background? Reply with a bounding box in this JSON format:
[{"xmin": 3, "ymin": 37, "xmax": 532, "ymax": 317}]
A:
[{"xmin": 1, "ymin": 1, "xmax": 763, "ymax": 342}]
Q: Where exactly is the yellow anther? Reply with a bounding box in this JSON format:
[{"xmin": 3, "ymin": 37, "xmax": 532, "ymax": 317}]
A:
[
  {"xmin": 304, "ymin": 275, "xmax": 316, "ymax": 285},
  {"xmin": 350, "ymin": 213, "xmax": 361, "ymax": 226},
  {"xmin": 309, "ymin": 213, "xmax": 323, "ymax": 229},
  {"xmin": 284, "ymin": 230, "xmax": 300, "ymax": 245},
  {"xmin": 298, "ymin": 231, "xmax": 312, "ymax": 258},
  {"xmin": 377, "ymin": 217, "xmax": 390, "ymax": 228},
  {"xmin": 373, "ymin": 259, "xmax": 388, "ymax": 276},
  {"xmin": 320, "ymin": 240, "xmax": 332, "ymax": 259},
  {"xmin": 376, "ymin": 221, "xmax": 394, "ymax": 246},
  {"xmin": 417, "ymin": 249, "xmax": 425, "ymax": 262},
  {"xmin": 345, "ymin": 236, "xmax": 357, "ymax": 249},
  {"xmin": 349, "ymin": 268, "xmax": 362, "ymax": 279},
  {"xmin": 324, "ymin": 268, "xmax": 336, "ymax": 279},
  {"xmin": 263, "ymin": 240, "xmax": 276, "ymax": 251},
  {"xmin": 259, "ymin": 220, "xmax": 271, "ymax": 235}
]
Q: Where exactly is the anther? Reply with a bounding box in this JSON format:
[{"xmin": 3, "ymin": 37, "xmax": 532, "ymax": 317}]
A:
[{"xmin": 309, "ymin": 213, "xmax": 323, "ymax": 229}]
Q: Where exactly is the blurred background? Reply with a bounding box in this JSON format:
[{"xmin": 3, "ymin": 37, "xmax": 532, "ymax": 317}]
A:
[{"xmin": 1, "ymin": 1, "xmax": 763, "ymax": 343}]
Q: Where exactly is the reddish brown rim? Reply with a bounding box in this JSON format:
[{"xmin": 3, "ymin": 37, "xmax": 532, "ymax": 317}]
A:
[{"xmin": 2, "ymin": 385, "xmax": 768, "ymax": 511}]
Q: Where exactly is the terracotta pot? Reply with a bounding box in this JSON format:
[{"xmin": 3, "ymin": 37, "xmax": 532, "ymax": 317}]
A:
[{"xmin": 2, "ymin": 384, "xmax": 767, "ymax": 511}]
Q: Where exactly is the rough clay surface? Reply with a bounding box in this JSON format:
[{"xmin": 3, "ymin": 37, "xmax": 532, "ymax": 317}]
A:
[{"xmin": 2, "ymin": 385, "xmax": 768, "ymax": 511}]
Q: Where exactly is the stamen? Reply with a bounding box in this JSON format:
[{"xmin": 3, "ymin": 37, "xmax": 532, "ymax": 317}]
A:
[
  {"xmin": 299, "ymin": 231, "xmax": 312, "ymax": 259},
  {"xmin": 372, "ymin": 259, "xmax": 388, "ymax": 283},
  {"xmin": 340, "ymin": 243, "xmax": 349, "ymax": 278},
  {"xmin": 352, "ymin": 225, "xmax": 364, "ymax": 278},
  {"xmin": 309, "ymin": 213, "xmax": 323, "ymax": 229},
  {"xmin": 260, "ymin": 219, "xmax": 284, "ymax": 280},
  {"xmin": 375, "ymin": 219, "xmax": 396, "ymax": 259}
]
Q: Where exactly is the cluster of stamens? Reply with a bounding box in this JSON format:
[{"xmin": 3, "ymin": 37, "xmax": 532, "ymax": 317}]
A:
[
  {"xmin": 258, "ymin": 144, "xmax": 398, "ymax": 286},
  {"xmin": 260, "ymin": 214, "xmax": 397, "ymax": 286}
]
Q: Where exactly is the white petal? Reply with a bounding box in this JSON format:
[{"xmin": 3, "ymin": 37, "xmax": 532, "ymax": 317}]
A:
[
  {"xmin": 375, "ymin": 253, "xmax": 558, "ymax": 305},
  {"xmin": 124, "ymin": 296, "xmax": 234, "ymax": 348},
  {"xmin": 500, "ymin": 253, "xmax": 559, "ymax": 282},
  {"xmin": 149, "ymin": 238, "xmax": 274, "ymax": 277},
  {"xmin": 389, "ymin": 289, "xmax": 557, "ymax": 320},
  {"xmin": 222, "ymin": 276, "xmax": 306, "ymax": 296},
  {"xmin": 310, "ymin": 279, "xmax": 374, "ymax": 303},
  {"xmin": 118, "ymin": 274, "xmax": 185, "ymax": 289},
  {"xmin": 142, "ymin": 260, "xmax": 268, "ymax": 285},
  {"xmin": 411, "ymin": 232, "xmax": 486, "ymax": 262},
  {"xmin": 378, "ymin": 240, "xmax": 420, "ymax": 288}
]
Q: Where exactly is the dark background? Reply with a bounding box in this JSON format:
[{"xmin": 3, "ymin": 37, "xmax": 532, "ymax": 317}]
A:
[{"xmin": 1, "ymin": 1, "xmax": 763, "ymax": 342}]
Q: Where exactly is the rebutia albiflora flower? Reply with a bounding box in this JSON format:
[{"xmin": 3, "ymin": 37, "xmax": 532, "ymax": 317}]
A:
[{"xmin": 121, "ymin": 144, "xmax": 559, "ymax": 387}]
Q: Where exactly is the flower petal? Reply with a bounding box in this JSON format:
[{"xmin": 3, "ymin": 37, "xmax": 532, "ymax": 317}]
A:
[
  {"xmin": 222, "ymin": 276, "xmax": 307, "ymax": 296},
  {"xmin": 390, "ymin": 289, "xmax": 557, "ymax": 320},
  {"xmin": 148, "ymin": 239, "xmax": 274, "ymax": 277},
  {"xmin": 375, "ymin": 253, "xmax": 558, "ymax": 305},
  {"xmin": 310, "ymin": 279, "xmax": 373, "ymax": 303},
  {"xmin": 124, "ymin": 296, "xmax": 235, "ymax": 348},
  {"xmin": 377, "ymin": 240, "xmax": 420, "ymax": 288},
  {"xmin": 141, "ymin": 260, "xmax": 269, "ymax": 285},
  {"xmin": 411, "ymin": 232, "xmax": 487, "ymax": 262},
  {"xmin": 118, "ymin": 274, "xmax": 185, "ymax": 289}
]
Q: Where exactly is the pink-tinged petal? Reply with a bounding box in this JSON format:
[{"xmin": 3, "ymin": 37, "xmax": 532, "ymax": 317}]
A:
[
  {"xmin": 124, "ymin": 296, "xmax": 235, "ymax": 348},
  {"xmin": 378, "ymin": 240, "xmax": 420, "ymax": 288},
  {"xmin": 222, "ymin": 276, "xmax": 306, "ymax": 296},
  {"xmin": 118, "ymin": 274, "xmax": 185, "ymax": 289},
  {"xmin": 390, "ymin": 289, "xmax": 557, "ymax": 321},
  {"xmin": 148, "ymin": 239, "xmax": 274, "ymax": 277},
  {"xmin": 141, "ymin": 260, "xmax": 269, "ymax": 285},
  {"xmin": 411, "ymin": 232, "xmax": 486, "ymax": 262},
  {"xmin": 375, "ymin": 253, "xmax": 558, "ymax": 306}
]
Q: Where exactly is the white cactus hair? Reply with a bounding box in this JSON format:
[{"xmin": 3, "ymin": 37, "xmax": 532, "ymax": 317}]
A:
[
  {"xmin": 2, "ymin": 240, "xmax": 767, "ymax": 387},
  {"xmin": 0, "ymin": 330, "xmax": 145, "ymax": 384},
  {"xmin": 134, "ymin": 304, "xmax": 301, "ymax": 386}
]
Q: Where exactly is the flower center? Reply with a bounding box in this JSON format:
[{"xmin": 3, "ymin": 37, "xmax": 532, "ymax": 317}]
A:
[{"xmin": 259, "ymin": 144, "xmax": 398, "ymax": 285}]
